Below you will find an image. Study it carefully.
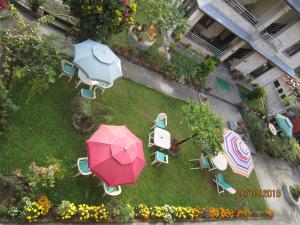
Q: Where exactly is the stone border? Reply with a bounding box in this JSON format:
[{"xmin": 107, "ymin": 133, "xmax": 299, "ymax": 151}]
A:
[{"xmin": 282, "ymin": 184, "xmax": 300, "ymax": 209}]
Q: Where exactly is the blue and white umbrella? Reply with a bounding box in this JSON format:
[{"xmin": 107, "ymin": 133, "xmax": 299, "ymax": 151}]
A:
[{"xmin": 73, "ymin": 39, "xmax": 123, "ymax": 84}]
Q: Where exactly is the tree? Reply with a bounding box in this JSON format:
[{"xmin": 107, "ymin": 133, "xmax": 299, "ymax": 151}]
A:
[
  {"xmin": 141, "ymin": 0, "xmax": 188, "ymax": 36},
  {"xmin": 171, "ymin": 101, "xmax": 224, "ymax": 156},
  {"xmin": 63, "ymin": 0, "xmax": 137, "ymax": 41}
]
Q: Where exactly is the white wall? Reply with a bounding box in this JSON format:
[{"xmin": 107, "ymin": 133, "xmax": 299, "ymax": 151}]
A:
[
  {"xmin": 254, "ymin": 67, "xmax": 285, "ymax": 86},
  {"xmin": 277, "ymin": 20, "xmax": 300, "ymax": 50},
  {"xmin": 231, "ymin": 52, "xmax": 267, "ymax": 73}
]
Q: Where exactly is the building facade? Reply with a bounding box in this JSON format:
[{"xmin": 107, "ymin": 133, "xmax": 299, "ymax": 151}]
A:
[{"xmin": 180, "ymin": 0, "xmax": 300, "ymax": 111}]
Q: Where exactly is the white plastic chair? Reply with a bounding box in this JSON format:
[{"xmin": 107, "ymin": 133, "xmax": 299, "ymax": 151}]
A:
[
  {"xmin": 59, "ymin": 60, "xmax": 77, "ymax": 82},
  {"xmin": 151, "ymin": 113, "xmax": 167, "ymax": 129},
  {"xmin": 74, "ymin": 157, "xmax": 92, "ymax": 177},
  {"xmin": 102, "ymin": 182, "xmax": 122, "ymax": 197},
  {"xmin": 151, "ymin": 151, "xmax": 169, "ymax": 166}
]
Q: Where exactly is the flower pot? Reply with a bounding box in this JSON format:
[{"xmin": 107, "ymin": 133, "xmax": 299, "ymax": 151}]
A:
[
  {"xmin": 282, "ymin": 184, "xmax": 300, "ymax": 209},
  {"xmin": 128, "ymin": 25, "xmax": 156, "ymax": 51}
]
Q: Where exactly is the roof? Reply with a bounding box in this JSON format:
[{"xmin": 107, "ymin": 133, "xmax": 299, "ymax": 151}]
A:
[{"xmin": 286, "ymin": 0, "xmax": 300, "ymax": 13}]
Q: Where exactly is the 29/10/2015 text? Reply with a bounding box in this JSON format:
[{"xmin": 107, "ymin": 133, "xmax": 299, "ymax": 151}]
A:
[{"xmin": 236, "ymin": 189, "xmax": 281, "ymax": 198}]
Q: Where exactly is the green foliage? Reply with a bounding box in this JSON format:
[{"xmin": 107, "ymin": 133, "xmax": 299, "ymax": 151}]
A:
[
  {"xmin": 0, "ymin": 80, "xmax": 18, "ymax": 134},
  {"xmin": 170, "ymin": 50, "xmax": 199, "ymax": 80},
  {"xmin": 247, "ymin": 86, "xmax": 265, "ymax": 100},
  {"xmin": 115, "ymin": 204, "xmax": 134, "ymax": 222},
  {"xmin": 182, "ymin": 101, "xmax": 224, "ymax": 157},
  {"xmin": 63, "ymin": 0, "xmax": 137, "ymax": 41},
  {"xmin": 195, "ymin": 58, "xmax": 219, "ymax": 85},
  {"xmin": 0, "ymin": 204, "xmax": 8, "ymax": 217},
  {"xmin": 25, "ymin": 159, "xmax": 63, "ymax": 194},
  {"xmin": 290, "ymin": 185, "xmax": 300, "ymax": 201},
  {"xmin": 140, "ymin": 0, "xmax": 188, "ymax": 35},
  {"xmin": 7, "ymin": 206, "xmax": 19, "ymax": 218},
  {"xmin": 242, "ymin": 110, "xmax": 300, "ymax": 164},
  {"xmin": 282, "ymin": 95, "xmax": 297, "ymax": 107},
  {"xmin": 28, "ymin": 0, "xmax": 46, "ymax": 8},
  {"xmin": 0, "ymin": 13, "xmax": 62, "ymax": 104}
]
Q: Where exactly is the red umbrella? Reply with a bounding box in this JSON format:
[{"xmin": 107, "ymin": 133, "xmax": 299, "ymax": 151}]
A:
[{"xmin": 86, "ymin": 124, "xmax": 146, "ymax": 186}]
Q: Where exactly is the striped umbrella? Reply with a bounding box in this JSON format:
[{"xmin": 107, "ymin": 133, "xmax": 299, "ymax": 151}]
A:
[{"xmin": 223, "ymin": 130, "xmax": 254, "ymax": 177}]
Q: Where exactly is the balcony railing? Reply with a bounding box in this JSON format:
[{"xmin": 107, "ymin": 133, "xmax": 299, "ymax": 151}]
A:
[
  {"xmin": 223, "ymin": 0, "xmax": 282, "ymax": 50},
  {"xmin": 185, "ymin": 31, "xmax": 223, "ymax": 58}
]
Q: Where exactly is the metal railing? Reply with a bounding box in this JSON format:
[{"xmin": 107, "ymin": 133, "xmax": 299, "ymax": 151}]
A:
[
  {"xmin": 223, "ymin": 0, "xmax": 282, "ymax": 50},
  {"xmin": 185, "ymin": 31, "xmax": 223, "ymax": 58},
  {"xmin": 223, "ymin": 0, "xmax": 259, "ymax": 26}
]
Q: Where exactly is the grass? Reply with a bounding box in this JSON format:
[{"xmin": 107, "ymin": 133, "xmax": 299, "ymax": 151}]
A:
[
  {"xmin": 0, "ymin": 78, "xmax": 266, "ymax": 210},
  {"xmin": 238, "ymin": 85, "xmax": 266, "ymax": 114}
]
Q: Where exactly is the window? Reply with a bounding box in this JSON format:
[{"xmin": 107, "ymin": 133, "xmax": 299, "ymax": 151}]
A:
[
  {"xmin": 284, "ymin": 41, "xmax": 300, "ymax": 57},
  {"xmin": 273, "ymin": 80, "xmax": 280, "ymax": 88},
  {"xmin": 277, "ymin": 88, "xmax": 283, "ymax": 94},
  {"xmin": 199, "ymin": 15, "xmax": 214, "ymax": 28},
  {"xmin": 250, "ymin": 62, "xmax": 274, "ymax": 78},
  {"xmin": 280, "ymin": 94, "xmax": 286, "ymax": 99}
]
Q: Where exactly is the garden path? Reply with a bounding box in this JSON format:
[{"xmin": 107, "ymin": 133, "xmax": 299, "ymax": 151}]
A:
[{"xmin": 1, "ymin": 8, "xmax": 300, "ymax": 225}]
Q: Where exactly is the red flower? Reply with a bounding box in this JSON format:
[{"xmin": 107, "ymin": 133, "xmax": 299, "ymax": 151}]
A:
[{"xmin": 123, "ymin": 0, "xmax": 128, "ymax": 6}]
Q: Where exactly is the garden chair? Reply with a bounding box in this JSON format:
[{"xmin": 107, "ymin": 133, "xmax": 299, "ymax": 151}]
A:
[
  {"xmin": 79, "ymin": 84, "xmax": 100, "ymax": 99},
  {"xmin": 59, "ymin": 59, "xmax": 77, "ymax": 82},
  {"xmin": 102, "ymin": 182, "xmax": 122, "ymax": 197},
  {"xmin": 212, "ymin": 173, "xmax": 236, "ymax": 195},
  {"xmin": 74, "ymin": 157, "xmax": 92, "ymax": 177},
  {"xmin": 97, "ymin": 81, "xmax": 113, "ymax": 95},
  {"xmin": 151, "ymin": 151, "xmax": 168, "ymax": 166},
  {"xmin": 148, "ymin": 131, "xmax": 155, "ymax": 148},
  {"xmin": 151, "ymin": 113, "xmax": 167, "ymax": 129},
  {"xmin": 189, "ymin": 153, "xmax": 216, "ymax": 171}
]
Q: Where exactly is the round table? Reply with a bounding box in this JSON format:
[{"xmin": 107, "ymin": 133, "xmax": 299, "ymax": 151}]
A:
[
  {"xmin": 76, "ymin": 69, "xmax": 99, "ymax": 89},
  {"xmin": 211, "ymin": 152, "xmax": 228, "ymax": 171},
  {"xmin": 268, "ymin": 123, "xmax": 277, "ymax": 135}
]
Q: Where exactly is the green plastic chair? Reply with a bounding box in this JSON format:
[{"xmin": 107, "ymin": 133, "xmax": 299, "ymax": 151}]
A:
[
  {"xmin": 213, "ymin": 173, "xmax": 236, "ymax": 195},
  {"xmin": 59, "ymin": 60, "xmax": 77, "ymax": 82}
]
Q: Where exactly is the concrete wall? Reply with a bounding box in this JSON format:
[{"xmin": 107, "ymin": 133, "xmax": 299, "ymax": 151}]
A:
[
  {"xmin": 254, "ymin": 67, "xmax": 285, "ymax": 86},
  {"xmin": 187, "ymin": 9, "xmax": 205, "ymax": 29},
  {"xmin": 276, "ymin": 20, "xmax": 300, "ymax": 50},
  {"xmin": 231, "ymin": 52, "xmax": 267, "ymax": 73},
  {"xmin": 250, "ymin": 0, "xmax": 281, "ymax": 19},
  {"xmin": 193, "ymin": 21, "xmax": 225, "ymax": 39},
  {"xmin": 289, "ymin": 51, "xmax": 300, "ymax": 68}
]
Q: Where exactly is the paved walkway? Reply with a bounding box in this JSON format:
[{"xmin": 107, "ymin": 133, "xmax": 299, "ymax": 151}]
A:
[{"xmin": 1, "ymin": 8, "xmax": 300, "ymax": 225}]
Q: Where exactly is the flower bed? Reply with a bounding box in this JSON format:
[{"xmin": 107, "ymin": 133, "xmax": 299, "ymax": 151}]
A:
[
  {"xmin": 112, "ymin": 45, "xmax": 219, "ymax": 91},
  {"xmin": 0, "ymin": 201, "xmax": 273, "ymax": 223}
]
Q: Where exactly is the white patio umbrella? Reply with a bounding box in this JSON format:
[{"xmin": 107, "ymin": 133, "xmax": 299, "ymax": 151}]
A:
[{"xmin": 73, "ymin": 39, "xmax": 123, "ymax": 84}]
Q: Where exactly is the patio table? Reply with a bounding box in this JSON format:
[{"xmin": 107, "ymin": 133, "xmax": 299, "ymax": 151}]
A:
[
  {"xmin": 153, "ymin": 127, "xmax": 171, "ymax": 149},
  {"xmin": 211, "ymin": 152, "xmax": 227, "ymax": 171},
  {"xmin": 75, "ymin": 69, "xmax": 99, "ymax": 89},
  {"xmin": 268, "ymin": 123, "xmax": 277, "ymax": 135}
]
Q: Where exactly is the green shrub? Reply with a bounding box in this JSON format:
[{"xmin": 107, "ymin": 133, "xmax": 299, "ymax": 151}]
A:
[
  {"xmin": 116, "ymin": 204, "xmax": 134, "ymax": 222},
  {"xmin": 282, "ymin": 95, "xmax": 297, "ymax": 107},
  {"xmin": 0, "ymin": 204, "xmax": 8, "ymax": 217},
  {"xmin": 247, "ymin": 86, "xmax": 265, "ymax": 100},
  {"xmin": 195, "ymin": 58, "xmax": 218, "ymax": 85}
]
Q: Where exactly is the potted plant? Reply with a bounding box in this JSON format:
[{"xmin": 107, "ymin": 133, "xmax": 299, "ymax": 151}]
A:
[
  {"xmin": 71, "ymin": 96, "xmax": 97, "ymax": 133},
  {"xmin": 28, "ymin": 0, "xmax": 45, "ymax": 13},
  {"xmin": 129, "ymin": 0, "xmax": 187, "ymax": 50},
  {"xmin": 283, "ymin": 184, "xmax": 300, "ymax": 209}
]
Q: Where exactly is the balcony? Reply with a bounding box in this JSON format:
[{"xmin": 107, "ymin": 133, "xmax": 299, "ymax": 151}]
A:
[
  {"xmin": 223, "ymin": 0, "xmax": 282, "ymax": 50},
  {"xmin": 185, "ymin": 31, "xmax": 223, "ymax": 58}
]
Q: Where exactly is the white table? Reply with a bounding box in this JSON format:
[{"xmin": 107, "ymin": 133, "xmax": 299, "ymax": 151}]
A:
[
  {"xmin": 268, "ymin": 123, "xmax": 277, "ymax": 135},
  {"xmin": 150, "ymin": 127, "xmax": 171, "ymax": 149},
  {"xmin": 211, "ymin": 152, "xmax": 227, "ymax": 171},
  {"xmin": 76, "ymin": 69, "xmax": 99, "ymax": 89}
]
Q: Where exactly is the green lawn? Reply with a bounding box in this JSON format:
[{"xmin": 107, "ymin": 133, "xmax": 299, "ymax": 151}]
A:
[{"xmin": 0, "ymin": 78, "xmax": 266, "ymax": 210}]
